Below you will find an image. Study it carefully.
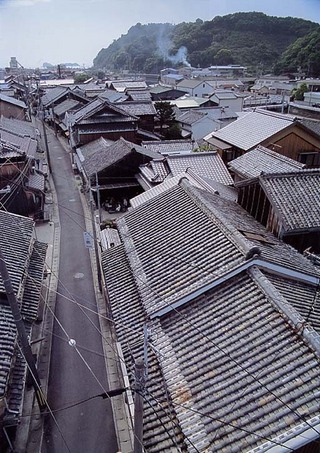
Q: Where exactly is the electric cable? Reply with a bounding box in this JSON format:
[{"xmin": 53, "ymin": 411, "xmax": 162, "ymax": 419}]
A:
[
  {"xmin": 144, "ymin": 388, "xmax": 296, "ymax": 452},
  {"xmin": 0, "ymin": 309, "xmax": 72, "ymax": 453},
  {"xmin": 2, "ymin": 122, "xmax": 320, "ymax": 448}
]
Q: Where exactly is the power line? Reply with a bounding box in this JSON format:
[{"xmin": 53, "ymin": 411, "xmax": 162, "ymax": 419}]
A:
[
  {"xmin": 144, "ymin": 388, "xmax": 296, "ymax": 452},
  {"xmin": 2, "ymin": 125, "xmax": 320, "ymax": 449}
]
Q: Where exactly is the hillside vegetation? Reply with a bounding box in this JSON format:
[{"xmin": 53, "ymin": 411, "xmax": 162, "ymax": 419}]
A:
[{"xmin": 93, "ymin": 12, "xmax": 320, "ymax": 76}]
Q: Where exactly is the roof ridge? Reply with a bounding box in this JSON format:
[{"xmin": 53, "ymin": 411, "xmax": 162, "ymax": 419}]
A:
[
  {"xmin": 260, "ymin": 168, "xmax": 320, "ymax": 179},
  {"xmin": 180, "ymin": 179, "xmax": 257, "ymax": 257},
  {"xmin": 250, "ymin": 266, "xmax": 320, "ymax": 355}
]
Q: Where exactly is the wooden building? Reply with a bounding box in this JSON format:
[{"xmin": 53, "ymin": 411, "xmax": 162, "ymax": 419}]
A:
[
  {"xmin": 204, "ymin": 109, "xmax": 320, "ymax": 166},
  {"xmin": 236, "ymin": 169, "xmax": 320, "ymax": 253}
]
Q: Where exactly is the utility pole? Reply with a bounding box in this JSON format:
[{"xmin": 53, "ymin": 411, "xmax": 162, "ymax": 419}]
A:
[
  {"xmin": 134, "ymin": 358, "xmax": 145, "ymax": 453},
  {"xmin": 0, "ymin": 247, "xmax": 46, "ymax": 410},
  {"xmin": 89, "ymin": 182, "xmax": 102, "ymax": 292},
  {"xmin": 52, "ymin": 103, "xmax": 57, "ymax": 137},
  {"xmin": 95, "ymin": 172, "xmax": 101, "ymax": 223}
]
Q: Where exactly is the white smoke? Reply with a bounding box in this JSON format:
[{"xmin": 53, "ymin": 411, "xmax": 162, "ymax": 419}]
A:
[
  {"xmin": 168, "ymin": 46, "xmax": 191, "ymax": 67},
  {"xmin": 156, "ymin": 28, "xmax": 191, "ymax": 67}
]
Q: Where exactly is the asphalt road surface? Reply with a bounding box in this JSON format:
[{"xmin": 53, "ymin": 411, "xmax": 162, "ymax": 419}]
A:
[{"xmin": 42, "ymin": 128, "xmax": 118, "ymax": 453}]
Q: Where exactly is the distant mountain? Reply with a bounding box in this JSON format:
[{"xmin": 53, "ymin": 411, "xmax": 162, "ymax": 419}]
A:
[{"xmin": 93, "ymin": 12, "xmax": 320, "ymax": 76}]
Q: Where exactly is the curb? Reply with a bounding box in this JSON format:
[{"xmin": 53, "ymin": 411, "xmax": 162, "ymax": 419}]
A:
[{"xmin": 79, "ymin": 189, "xmax": 134, "ymax": 453}]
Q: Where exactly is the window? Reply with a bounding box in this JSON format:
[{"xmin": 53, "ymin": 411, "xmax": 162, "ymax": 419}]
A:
[{"xmin": 298, "ymin": 152, "xmax": 320, "ymax": 166}]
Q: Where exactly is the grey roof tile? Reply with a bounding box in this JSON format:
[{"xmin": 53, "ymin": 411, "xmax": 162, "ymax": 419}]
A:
[
  {"xmin": 209, "ymin": 109, "xmax": 296, "ymax": 151},
  {"xmin": 116, "ymin": 101, "xmax": 156, "ymax": 116},
  {"xmin": 142, "ymin": 139, "xmax": 196, "ymax": 155},
  {"xmin": 41, "ymin": 87, "xmax": 69, "ymax": 107},
  {"xmin": 0, "ymin": 211, "xmax": 34, "ymax": 295},
  {"xmin": 102, "ymin": 179, "xmax": 320, "ymax": 451},
  {"xmin": 259, "ymin": 169, "xmax": 320, "ymax": 231},
  {"xmin": 81, "ymin": 137, "xmax": 158, "ymax": 177},
  {"xmin": 167, "ymin": 152, "xmax": 234, "ymax": 185},
  {"xmin": 229, "ymin": 145, "xmax": 305, "ymax": 179},
  {"xmin": 0, "ymin": 129, "xmax": 38, "ymax": 157},
  {"xmin": 0, "ymin": 116, "xmax": 36, "ymax": 139}
]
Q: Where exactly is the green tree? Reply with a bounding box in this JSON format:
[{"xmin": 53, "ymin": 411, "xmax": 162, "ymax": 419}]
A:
[
  {"xmin": 73, "ymin": 73, "xmax": 90, "ymax": 83},
  {"xmin": 292, "ymin": 82, "xmax": 308, "ymax": 101},
  {"xmin": 214, "ymin": 48, "xmax": 234, "ymax": 65},
  {"xmin": 155, "ymin": 101, "xmax": 176, "ymax": 134},
  {"xmin": 165, "ymin": 123, "xmax": 182, "ymax": 140}
]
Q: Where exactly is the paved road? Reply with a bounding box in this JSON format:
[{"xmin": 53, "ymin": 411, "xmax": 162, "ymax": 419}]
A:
[{"xmin": 42, "ymin": 129, "xmax": 118, "ymax": 453}]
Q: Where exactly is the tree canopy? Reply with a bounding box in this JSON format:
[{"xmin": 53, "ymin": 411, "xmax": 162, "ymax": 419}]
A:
[{"xmin": 93, "ymin": 12, "xmax": 319, "ymax": 75}]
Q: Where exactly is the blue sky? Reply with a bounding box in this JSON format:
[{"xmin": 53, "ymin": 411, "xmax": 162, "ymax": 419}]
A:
[{"xmin": 0, "ymin": 0, "xmax": 319, "ymax": 68}]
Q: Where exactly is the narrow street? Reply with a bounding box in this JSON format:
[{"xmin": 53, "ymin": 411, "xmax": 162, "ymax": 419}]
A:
[{"xmin": 41, "ymin": 126, "xmax": 118, "ymax": 453}]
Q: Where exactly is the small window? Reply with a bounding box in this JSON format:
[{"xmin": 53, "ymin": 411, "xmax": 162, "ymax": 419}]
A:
[{"xmin": 298, "ymin": 152, "xmax": 320, "ymax": 166}]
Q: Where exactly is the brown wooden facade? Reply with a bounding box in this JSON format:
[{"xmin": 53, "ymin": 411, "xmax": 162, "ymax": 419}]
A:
[
  {"xmin": 219, "ymin": 122, "xmax": 320, "ymax": 167},
  {"xmin": 237, "ymin": 179, "xmax": 320, "ymax": 253}
]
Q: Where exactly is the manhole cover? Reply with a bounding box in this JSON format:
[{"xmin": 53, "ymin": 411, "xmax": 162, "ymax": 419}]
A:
[{"xmin": 74, "ymin": 273, "xmax": 84, "ymax": 279}]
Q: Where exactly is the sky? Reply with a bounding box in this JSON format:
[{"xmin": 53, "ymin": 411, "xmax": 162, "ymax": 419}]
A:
[{"xmin": 0, "ymin": 0, "xmax": 319, "ymax": 69}]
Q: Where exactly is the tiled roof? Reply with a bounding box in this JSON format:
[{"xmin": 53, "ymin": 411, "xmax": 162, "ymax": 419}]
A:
[
  {"xmin": 259, "ymin": 169, "xmax": 320, "ymax": 231},
  {"xmin": 53, "ymin": 98, "xmax": 82, "ymax": 117},
  {"xmin": 76, "ymin": 136, "xmax": 113, "ymax": 160},
  {"xmin": 69, "ymin": 98, "xmax": 137, "ymax": 125},
  {"xmin": 0, "ymin": 306, "xmax": 17, "ymax": 397},
  {"xmin": 152, "ymin": 268, "xmax": 320, "ymax": 452},
  {"xmin": 138, "ymin": 159, "xmax": 168, "ymax": 184},
  {"xmin": 229, "ymin": 145, "xmax": 305, "ymax": 179},
  {"xmin": 68, "ymin": 97, "xmax": 105, "ymax": 124},
  {"xmin": 196, "ymin": 187, "xmax": 320, "ymax": 277},
  {"xmin": 117, "ymin": 183, "xmax": 246, "ymax": 316},
  {"xmin": 0, "ymin": 211, "xmax": 46, "ymax": 419},
  {"xmin": 131, "ymin": 169, "xmax": 220, "ymax": 208},
  {"xmin": 167, "ymin": 152, "xmax": 234, "ymax": 185},
  {"xmin": 207, "ymin": 110, "xmax": 297, "ymax": 151},
  {"xmin": 27, "ymin": 172, "xmax": 45, "ymax": 192},
  {"xmin": 0, "ymin": 129, "xmax": 38, "ymax": 157},
  {"xmin": 41, "ymin": 87, "xmax": 69, "ymax": 107},
  {"xmin": 177, "ymin": 110, "xmax": 206, "ymax": 125},
  {"xmin": 0, "ymin": 211, "xmax": 34, "ymax": 295},
  {"xmin": 126, "ymin": 90, "xmax": 151, "ymax": 101},
  {"xmin": 116, "ymin": 101, "xmax": 156, "ymax": 116},
  {"xmin": 0, "ymin": 93, "xmax": 26, "ymax": 109},
  {"xmin": 266, "ymin": 272, "xmax": 320, "ymax": 334},
  {"xmin": 102, "ymin": 180, "xmax": 320, "ymax": 452},
  {"xmin": 111, "ymin": 81, "xmax": 148, "ymax": 92},
  {"xmin": 142, "ymin": 139, "xmax": 196, "ymax": 155},
  {"xmin": 101, "ymin": 245, "xmax": 186, "ymax": 452},
  {"xmin": 81, "ymin": 137, "xmax": 158, "ymax": 177},
  {"xmin": 99, "ymin": 90, "xmax": 127, "ymax": 103},
  {"xmin": 299, "ymin": 118, "xmax": 320, "ymax": 137},
  {"xmin": 0, "ymin": 116, "xmax": 36, "ymax": 139}
]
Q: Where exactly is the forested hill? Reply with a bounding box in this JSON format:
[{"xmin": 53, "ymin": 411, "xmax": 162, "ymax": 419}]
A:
[{"xmin": 93, "ymin": 12, "xmax": 320, "ymax": 76}]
